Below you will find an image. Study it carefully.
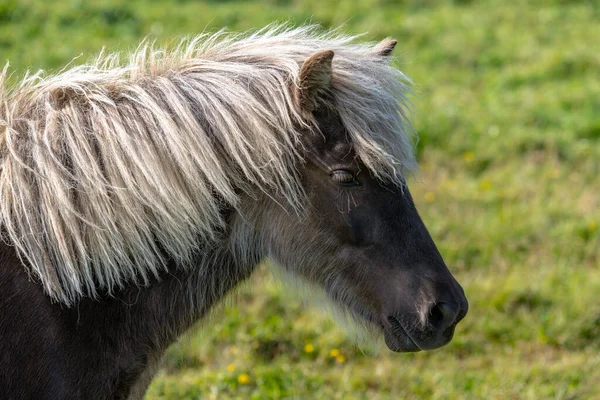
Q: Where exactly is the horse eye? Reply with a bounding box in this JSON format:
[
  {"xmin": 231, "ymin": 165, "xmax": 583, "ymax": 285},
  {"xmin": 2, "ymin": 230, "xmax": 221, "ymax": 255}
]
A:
[{"xmin": 330, "ymin": 170, "xmax": 359, "ymax": 186}]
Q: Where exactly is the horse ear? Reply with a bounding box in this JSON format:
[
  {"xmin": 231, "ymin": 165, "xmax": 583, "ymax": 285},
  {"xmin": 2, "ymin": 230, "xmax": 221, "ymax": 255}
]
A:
[
  {"xmin": 294, "ymin": 49, "xmax": 334, "ymax": 114},
  {"xmin": 374, "ymin": 39, "xmax": 397, "ymax": 57}
]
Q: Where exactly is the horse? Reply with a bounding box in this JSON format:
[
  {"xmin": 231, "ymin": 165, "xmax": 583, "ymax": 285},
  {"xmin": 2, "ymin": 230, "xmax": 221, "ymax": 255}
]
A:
[{"xmin": 0, "ymin": 25, "xmax": 468, "ymax": 399}]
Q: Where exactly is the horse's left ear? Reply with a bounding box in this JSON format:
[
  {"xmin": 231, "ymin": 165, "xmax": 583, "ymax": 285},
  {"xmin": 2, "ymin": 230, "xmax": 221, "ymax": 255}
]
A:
[
  {"xmin": 294, "ymin": 49, "xmax": 334, "ymax": 115},
  {"xmin": 374, "ymin": 39, "xmax": 397, "ymax": 57}
]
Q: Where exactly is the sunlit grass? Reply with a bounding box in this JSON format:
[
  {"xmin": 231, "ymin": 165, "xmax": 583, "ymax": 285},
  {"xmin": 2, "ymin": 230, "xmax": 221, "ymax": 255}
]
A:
[{"xmin": 2, "ymin": 0, "xmax": 599, "ymax": 398}]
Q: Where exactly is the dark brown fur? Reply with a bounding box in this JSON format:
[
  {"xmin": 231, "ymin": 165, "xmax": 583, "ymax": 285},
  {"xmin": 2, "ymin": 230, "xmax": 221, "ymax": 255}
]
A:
[{"xmin": 0, "ymin": 218, "xmax": 260, "ymax": 399}]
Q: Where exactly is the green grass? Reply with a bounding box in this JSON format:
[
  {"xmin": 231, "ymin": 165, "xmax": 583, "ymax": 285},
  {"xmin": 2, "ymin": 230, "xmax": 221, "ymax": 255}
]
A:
[{"xmin": 2, "ymin": 0, "xmax": 599, "ymax": 398}]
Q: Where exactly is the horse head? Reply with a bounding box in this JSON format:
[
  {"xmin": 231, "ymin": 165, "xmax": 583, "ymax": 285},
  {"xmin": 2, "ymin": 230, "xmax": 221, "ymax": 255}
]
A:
[{"xmin": 248, "ymin": 42, "xmax": 468, "ymax": 352}]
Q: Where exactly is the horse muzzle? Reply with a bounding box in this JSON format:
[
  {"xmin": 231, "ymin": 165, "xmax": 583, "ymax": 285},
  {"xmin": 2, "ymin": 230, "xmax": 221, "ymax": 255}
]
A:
[{"xmin": 382, "ymin": 284, "xmax": 468, "ymax": 352}]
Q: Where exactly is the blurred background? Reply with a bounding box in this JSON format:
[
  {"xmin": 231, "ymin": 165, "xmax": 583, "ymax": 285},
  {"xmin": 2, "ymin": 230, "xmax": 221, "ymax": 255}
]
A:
[{"xmin": 2, "ymin": 0, "xmax": 599, "ymax": 398}]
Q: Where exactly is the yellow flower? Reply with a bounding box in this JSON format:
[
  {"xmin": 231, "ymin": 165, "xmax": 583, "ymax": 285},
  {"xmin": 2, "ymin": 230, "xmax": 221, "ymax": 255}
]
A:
[
  {"xmin": 237, "ymin": 373, "xmax": 250, "ymax": 385},
  {"xmin": 304, "ymin": 343, "xmax": 315, "ymax": 353},
  {"xmin": 335, "ymin": 355, "xmax": 346, "ymax": 363},
  {"xmin": 424, "ymin": 192, "xmax": 435, "ymax": 203},
  {"xmin": 226, "ymin": 364, "xmax": 235, "ymax": 372},
  {"xmin": 588, "ymin": 221, "xmax": 598, "ymax": 232},
  {"xmin": 479, "ymin": 180, "xmax": 492, "ymax": 191},
  {"xmin": 329, "ymin": 349, "xmax": 340, "ymax": 357},
  {"xmin": 463, "ymin": 151, "xmax": 475, "ymax": 163}
]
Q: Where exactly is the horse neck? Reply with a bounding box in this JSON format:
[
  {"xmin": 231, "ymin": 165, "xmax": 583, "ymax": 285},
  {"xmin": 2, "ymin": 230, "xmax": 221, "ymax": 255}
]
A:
[{"xmin": 78, "ymin": 242, "xmax": 260, "ymax": 349}]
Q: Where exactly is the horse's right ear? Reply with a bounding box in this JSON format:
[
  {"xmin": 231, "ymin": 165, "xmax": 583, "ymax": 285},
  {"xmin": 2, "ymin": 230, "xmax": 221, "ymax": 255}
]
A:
[{"xmin": 294, "ymin": 50, "xmax": 334, "ymax": 115}]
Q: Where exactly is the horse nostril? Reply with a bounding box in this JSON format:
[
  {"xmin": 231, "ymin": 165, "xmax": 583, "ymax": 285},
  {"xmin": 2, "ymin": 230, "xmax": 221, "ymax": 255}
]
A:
[{"xmin": 428, "ymin": 302, "xmax": 459, "ymax": 332}]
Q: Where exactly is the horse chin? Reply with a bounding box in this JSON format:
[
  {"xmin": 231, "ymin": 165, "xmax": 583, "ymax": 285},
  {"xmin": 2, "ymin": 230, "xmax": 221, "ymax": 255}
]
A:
[{"xmin": 383, "ymin": 317, "xmax": 421, "ymax": 353}]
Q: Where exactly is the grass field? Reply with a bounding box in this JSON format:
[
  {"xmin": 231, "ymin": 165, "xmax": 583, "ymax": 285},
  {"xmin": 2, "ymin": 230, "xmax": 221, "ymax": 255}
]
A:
[{"xmin": 2, "ymin": 0, "xmax": 599, "ymax": 398}]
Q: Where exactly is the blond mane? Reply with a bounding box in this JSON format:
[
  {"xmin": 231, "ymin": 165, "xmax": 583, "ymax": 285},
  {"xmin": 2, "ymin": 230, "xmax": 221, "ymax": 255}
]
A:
[{"xmin": 0, "ymin": 25, "xmax": 416, "ymax": 305}]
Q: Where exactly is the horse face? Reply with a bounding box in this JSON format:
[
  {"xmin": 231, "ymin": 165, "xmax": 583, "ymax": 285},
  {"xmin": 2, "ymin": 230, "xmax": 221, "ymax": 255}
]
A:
[
  {"xmin": 259, "ymin": 46, "xmax": 467, "ymax": 352},
  {"xmin": 303, "ymin": 111, "xmax": 467, "ymax": 352},
  {"xmin": 262, "ymin": 109, "xmax": 468, "ymax": 352}
]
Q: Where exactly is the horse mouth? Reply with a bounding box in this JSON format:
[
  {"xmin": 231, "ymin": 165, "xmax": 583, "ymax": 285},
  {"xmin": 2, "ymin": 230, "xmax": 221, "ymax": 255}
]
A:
[
  {"xmin": 383, "ymin": 316, "xmax": 421, "ymax": 353},
  {"xmin": 340, "ymin": 301, "xmax": 422, "ymax": 352}
]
